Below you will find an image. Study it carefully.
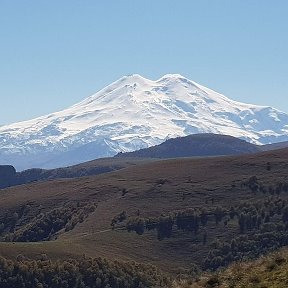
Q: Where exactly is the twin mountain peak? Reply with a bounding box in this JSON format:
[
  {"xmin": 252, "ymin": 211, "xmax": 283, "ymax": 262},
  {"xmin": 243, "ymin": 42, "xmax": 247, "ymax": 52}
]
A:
[{"xmin": 1, "ymin": 74, "xmax": 288, "ymax": 170}]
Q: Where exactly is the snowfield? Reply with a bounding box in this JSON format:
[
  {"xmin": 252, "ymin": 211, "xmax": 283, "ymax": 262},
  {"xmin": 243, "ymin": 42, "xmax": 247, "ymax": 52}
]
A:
[{"xmin": 1, "ymin": 74, "xmax": 288, "ymax": 170}]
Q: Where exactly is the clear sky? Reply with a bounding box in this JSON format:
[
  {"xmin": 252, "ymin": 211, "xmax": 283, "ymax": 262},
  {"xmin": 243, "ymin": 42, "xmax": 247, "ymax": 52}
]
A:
[{"xmin": 0, "ymin": 1, "xmax": 287, "ymax": 125}]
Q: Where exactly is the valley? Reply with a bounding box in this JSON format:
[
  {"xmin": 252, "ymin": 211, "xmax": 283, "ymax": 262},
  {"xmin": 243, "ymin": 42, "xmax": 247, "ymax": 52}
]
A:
[{"xmin": 0, "ymin": 147, "xmax": 288, "ymax": 283}]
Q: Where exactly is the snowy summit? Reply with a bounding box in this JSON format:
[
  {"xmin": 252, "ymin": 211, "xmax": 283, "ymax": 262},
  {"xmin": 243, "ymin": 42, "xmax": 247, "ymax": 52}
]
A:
[{"xmin": 1, "ymin": 74, "xmax": 288, "ymax": 170}]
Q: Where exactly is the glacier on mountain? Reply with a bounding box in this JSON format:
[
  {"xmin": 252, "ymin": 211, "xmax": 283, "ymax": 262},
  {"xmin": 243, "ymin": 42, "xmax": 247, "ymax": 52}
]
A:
[{"xmin": 1, "ymin": 74, "xmax": 288, "ymax": 170}]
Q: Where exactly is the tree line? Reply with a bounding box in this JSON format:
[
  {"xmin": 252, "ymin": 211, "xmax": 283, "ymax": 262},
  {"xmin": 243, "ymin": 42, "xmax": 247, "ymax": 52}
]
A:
[
  {"xmin": 124, "ymin": 193, "xmax": 288, "ymax": 270},
  {"xmin": 2, "ymin": 202, "xmax": 97, "ymax": 242},
  {"xmin": 0, "ymin": 255, "xmax": 169, "ymax": 288}
]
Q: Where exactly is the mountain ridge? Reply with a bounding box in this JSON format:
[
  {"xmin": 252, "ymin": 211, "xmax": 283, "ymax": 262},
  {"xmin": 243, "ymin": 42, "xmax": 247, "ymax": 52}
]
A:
[
  {"xmin": 0, "ymin": 133, "xmax": 261, "ymax": 189},
  {"xmin": 116, "ymin": 133, "xmax": 261, "ymax": 159},
  {"xmin": 1, "ymin": 133, "xmax": 287, "ymax": 189},
  {"xmin": 1, "ymin": 74, "xmax": 288, "ymax": 170}
]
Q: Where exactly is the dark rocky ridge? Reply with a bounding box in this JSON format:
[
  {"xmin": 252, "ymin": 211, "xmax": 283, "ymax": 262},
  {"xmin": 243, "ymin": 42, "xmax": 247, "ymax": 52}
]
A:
[
  {"xmin": 116, "ymin": 133, "xmax": 262, "ymax": 158},
  {"xmin": 2, "ymin": 133, "xmax": 287, "ymax": 190},
  {"xmin": 0, "ymin": 165, "xmax": 16, "ymax": 189}
]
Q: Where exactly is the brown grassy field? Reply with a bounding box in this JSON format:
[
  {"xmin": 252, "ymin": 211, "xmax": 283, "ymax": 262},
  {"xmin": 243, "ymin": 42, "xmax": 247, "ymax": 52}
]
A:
[{"xmin": 0, "ymin": 148, "xmax": 288, "ymax": 275}]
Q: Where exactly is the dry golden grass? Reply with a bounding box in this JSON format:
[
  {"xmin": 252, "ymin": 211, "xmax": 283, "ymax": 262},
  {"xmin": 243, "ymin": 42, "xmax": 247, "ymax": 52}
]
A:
[{"xmin": 173, "ymin": 248, "xmax": 288, "ymax": 287}]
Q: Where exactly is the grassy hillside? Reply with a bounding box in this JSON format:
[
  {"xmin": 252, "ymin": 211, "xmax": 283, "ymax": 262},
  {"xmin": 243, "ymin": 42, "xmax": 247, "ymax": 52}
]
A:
[
  {"xmin": 0, "ymin": 148, "xmax": 288, "ymax": 282},
  {"xmin": 0, "ymin": 157, "xmax": 155, "ymax": 189},
  {"xmin": 173, "ymin": 247, "xmax": 288, "ymax": 287}
]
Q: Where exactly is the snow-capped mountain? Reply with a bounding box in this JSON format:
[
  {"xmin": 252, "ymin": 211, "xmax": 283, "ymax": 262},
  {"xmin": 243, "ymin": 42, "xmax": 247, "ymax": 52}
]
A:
[{"xmin": 1, "ymin": 74, "xmax": 288, "ymax": 170}]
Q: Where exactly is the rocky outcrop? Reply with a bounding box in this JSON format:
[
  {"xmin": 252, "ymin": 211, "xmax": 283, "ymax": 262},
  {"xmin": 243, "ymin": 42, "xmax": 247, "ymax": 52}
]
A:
[{"xmin": 0, "ymin": 165, "xmax": 17, "ymax": 189}]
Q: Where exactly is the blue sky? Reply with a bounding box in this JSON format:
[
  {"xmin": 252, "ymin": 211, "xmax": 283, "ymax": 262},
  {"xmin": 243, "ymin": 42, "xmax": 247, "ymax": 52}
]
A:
[{"xmin": 0, "ymin": 1, "xmax": 287, "ymax": 125}]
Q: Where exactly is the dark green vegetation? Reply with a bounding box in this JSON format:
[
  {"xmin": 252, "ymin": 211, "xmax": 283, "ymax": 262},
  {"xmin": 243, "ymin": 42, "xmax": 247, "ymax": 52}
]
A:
[
  {"xmin": 1, "ymin": 147, "xmax": 288, "ymax": 286},
  {"xmin": 125, "ymin": 195, "xmax": 288, "ymax": 270},
  {"xmin": 0, "ymin": 255, "xmax": 169, "ymax": 288},
  {"xmin": 2, "ymin": 202, "xmax": 96, "ymax": 242}
]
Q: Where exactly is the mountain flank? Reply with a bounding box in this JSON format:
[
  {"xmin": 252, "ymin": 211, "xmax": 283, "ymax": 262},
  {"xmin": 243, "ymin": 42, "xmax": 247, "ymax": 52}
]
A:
[
  {"xmin": 261, "ymin": 140, "xmax": 288, "ymax": 151},
  {"xmin": 1, "ymin": 74, "xmax": 288, "ymax": 170}
]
